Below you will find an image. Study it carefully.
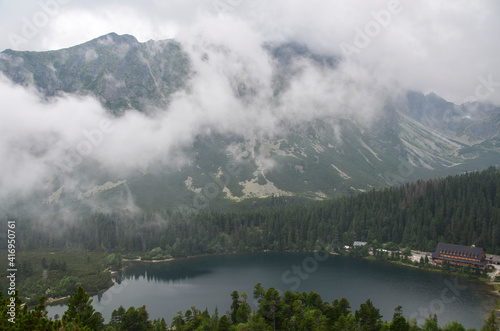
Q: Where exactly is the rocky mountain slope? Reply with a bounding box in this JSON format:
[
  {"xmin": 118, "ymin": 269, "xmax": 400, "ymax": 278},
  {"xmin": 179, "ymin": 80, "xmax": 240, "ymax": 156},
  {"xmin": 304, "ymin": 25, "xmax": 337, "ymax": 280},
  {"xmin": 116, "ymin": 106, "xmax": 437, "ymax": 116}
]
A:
[
  {"xmin": 0, "ymin": 33, "xmax": 189, "ymax": 112},
  {"xmin": 1, "ymin": 33, "xmax": 498, "ymax": 213}
]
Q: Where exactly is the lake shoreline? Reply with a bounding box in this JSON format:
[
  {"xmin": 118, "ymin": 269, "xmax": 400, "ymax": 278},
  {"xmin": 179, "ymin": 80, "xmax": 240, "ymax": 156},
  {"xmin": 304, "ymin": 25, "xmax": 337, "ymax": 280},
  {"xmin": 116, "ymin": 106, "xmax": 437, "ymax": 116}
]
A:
[
  {"xmin": 45, "ymin": 249, "xmax": 499, "ymax": 316},
  {"xmin": 45, "ymin": 251, "xmax": 494, "ymax": 329},
  {"xmin": 118, "ymin": 249, "xmax": 499, "ymax": 296},
  {"xmin": 130, "ymin": 250, "xmax": 500, "ymax": 302}
]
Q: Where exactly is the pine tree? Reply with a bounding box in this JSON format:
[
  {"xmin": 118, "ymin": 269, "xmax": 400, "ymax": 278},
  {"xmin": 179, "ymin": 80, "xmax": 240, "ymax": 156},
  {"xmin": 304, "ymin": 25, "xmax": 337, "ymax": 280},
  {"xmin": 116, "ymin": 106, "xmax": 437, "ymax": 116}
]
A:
[
  {"xmin": 62, "ymin": 286, "xmax": 104, "ymax": 330},
  {"xmin": 481, "ymin": 310, "xmax": 498, "ymax": 331},
  {"xmin": 355, "ymin": 299, "xmax": 382, "ymax": 331},
  {"xmin": 120, "ymin": 305, "xmax": 153, "ymax": 331}
]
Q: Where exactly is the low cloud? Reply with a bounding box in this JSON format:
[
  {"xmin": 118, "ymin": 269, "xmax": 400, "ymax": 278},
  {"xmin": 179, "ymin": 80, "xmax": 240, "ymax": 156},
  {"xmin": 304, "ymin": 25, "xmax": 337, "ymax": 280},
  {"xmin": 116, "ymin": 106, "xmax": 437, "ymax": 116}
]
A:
[
  {"xmin": 0, "ymin": 15, "xmax": 395, "ymax": 214},
  {"xmin": 1, "ymin": 1, "xmax": 498, "ymax": 104},
  {"xmin": 0, "ymin": 0, "xmax": 498, "ymax": 216}
]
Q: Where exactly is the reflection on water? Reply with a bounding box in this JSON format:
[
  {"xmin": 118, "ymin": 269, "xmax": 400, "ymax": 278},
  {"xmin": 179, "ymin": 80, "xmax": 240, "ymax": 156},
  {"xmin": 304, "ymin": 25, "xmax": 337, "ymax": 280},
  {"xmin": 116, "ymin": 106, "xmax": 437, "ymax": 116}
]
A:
[
  {"xmin": 47, "ymin": 253, "xmax": 496, "ymax": 329},
  {"xmin": 123, "ymin": 262, "xmax": 213, "ymax": 283}
]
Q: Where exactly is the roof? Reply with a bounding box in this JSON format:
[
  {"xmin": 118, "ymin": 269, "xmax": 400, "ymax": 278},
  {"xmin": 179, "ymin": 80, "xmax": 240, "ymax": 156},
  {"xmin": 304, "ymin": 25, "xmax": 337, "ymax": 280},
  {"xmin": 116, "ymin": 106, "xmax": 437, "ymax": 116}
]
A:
[
  {"xmin": 486, "ymin": 254, "xmax": 500, "ymax": 263},
  {"xmin": 353, "ymin": 241, "xmax": 367, "ymax": 247},
  {"xmin": 432, "ymin": 243, "xmax": 486, "ymax": 266}
]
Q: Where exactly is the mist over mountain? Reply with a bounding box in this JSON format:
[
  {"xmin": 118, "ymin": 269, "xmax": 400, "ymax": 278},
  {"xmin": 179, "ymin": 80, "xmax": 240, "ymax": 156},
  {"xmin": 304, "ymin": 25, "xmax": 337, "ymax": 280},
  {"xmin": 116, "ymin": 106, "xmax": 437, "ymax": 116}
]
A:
[{"xmin": 0, "ymin": 32, "xmax": 499, "ymax": 217}]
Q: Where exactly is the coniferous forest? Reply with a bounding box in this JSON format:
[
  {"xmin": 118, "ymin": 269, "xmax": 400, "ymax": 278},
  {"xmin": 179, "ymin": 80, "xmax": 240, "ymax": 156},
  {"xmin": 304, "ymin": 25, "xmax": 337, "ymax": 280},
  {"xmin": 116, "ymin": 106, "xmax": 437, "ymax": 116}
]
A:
[
  {"xmin": 3, "ymin": 167, "xmax": 500, "ymax": 256},
  {"xmin": 1, "ymin": 167, "xmax": 500, "ymax": 330}
]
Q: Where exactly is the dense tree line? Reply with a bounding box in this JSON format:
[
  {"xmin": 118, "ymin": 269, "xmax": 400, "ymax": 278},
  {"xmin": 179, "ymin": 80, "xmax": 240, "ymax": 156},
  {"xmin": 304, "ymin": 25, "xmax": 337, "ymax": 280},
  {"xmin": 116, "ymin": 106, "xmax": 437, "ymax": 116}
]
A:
[
  {"xmin": 2, "ymin": 167, "xmax": 499, "ymax": 257},
  {"xmin": 1, "ymin": 284, "xmax": 498, "ymax": 330}
]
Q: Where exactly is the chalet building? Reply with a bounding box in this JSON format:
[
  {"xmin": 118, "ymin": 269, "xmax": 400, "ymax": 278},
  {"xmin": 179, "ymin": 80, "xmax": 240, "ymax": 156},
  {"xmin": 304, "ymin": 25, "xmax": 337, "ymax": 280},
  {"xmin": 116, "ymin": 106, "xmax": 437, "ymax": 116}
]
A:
[{"xmin": 432, "ymin": 243, "xmax": 488, "ymax": 269}]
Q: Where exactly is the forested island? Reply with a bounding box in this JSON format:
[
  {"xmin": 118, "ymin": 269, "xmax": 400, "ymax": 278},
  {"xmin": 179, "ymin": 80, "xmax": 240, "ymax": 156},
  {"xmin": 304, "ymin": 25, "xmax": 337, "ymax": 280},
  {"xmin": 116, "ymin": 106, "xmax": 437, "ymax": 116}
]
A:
[{"xmin": 1, "ymin": 167, "xmax": 500, "ymax": 328}]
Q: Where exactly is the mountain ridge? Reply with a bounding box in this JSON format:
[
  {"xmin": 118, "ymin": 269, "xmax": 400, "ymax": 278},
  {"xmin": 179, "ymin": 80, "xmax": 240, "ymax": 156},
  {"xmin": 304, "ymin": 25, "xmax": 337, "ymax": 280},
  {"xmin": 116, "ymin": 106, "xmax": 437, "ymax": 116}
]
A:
[
  {"xmin": 0, "ymin": 32, "xmax": 190, "ymax": 112},
  {"xmin": 0, "ymin": 32, "xmax": 499, "ymax": 213}
]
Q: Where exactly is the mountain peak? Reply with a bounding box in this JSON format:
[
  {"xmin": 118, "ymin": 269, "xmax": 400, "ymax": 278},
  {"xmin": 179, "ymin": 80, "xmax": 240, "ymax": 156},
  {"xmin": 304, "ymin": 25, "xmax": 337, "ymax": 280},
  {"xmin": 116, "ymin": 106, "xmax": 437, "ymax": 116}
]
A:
[
  {"xmin": 90, "ymin": 32, "xmax": 139, "ymax": 45},
  {"xmin": 0, "ymin": 32, "xmax": 189, "ymax": 111}
]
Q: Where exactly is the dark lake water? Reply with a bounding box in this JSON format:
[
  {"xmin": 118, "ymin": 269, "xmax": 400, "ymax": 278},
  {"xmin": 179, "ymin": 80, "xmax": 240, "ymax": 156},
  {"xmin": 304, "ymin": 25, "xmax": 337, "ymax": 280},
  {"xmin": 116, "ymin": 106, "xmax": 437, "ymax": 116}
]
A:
[{"xmin": 47, "ymin": 253, "xmax": 496, "ymax": 329}]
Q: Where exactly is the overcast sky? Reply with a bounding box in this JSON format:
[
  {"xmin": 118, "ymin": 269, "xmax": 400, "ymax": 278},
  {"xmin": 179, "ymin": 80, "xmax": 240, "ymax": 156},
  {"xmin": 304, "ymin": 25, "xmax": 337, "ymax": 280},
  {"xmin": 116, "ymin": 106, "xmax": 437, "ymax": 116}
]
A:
[{"xmin": 0, "ymin": 0, "xmax": 499, "ymax": 105}]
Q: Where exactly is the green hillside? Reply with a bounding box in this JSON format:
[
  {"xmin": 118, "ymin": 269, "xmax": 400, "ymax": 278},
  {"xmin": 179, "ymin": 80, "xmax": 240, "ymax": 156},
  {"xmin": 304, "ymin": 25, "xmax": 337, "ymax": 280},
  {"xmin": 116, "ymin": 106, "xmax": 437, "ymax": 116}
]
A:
[{"xmin": 4, "ymin": 167, "xmax": 500, "ymax": 256}]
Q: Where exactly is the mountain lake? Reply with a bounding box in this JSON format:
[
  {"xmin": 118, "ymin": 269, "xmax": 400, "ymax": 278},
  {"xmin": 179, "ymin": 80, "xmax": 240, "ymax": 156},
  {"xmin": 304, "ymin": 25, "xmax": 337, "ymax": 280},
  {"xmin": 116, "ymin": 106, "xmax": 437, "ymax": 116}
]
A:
[{"xmin": 46, "ymin": 253, "xmax": 497, "ymax": 329}]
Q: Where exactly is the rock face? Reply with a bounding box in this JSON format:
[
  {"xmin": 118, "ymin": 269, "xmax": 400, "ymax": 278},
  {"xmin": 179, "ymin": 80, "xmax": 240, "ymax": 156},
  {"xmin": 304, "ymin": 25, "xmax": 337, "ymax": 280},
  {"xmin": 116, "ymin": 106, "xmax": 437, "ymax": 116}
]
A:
[
  {"xmin": 1, "ymin": 33, "xmax": 499, "ymax": 211},
  {"xmin": 0, "ymin": 33, "xmax": 190, "ymax": 112}
]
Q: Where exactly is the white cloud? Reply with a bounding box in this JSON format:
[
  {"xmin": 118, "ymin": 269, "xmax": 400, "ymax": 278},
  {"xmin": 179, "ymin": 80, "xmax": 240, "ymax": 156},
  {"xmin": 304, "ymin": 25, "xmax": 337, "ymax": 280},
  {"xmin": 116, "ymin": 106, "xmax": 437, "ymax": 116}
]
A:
[
  {"xmin": 0, "ymin": 0, "xmax": 499, "ymax": 213},
  {"xmin": 0, "ymin": 13, "xmax": 391, "ymax": 205},
  {"xmin": 0, "ymin": 76, "xmax": 111, "ymax": 200},
  {"xmin": 0, "ymin": 0, "xmax": 499, "ymax": 104},
  {"xmin": 1, "ymin": 0, "xmax": 498, "ymax": 105}
]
